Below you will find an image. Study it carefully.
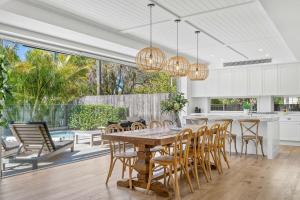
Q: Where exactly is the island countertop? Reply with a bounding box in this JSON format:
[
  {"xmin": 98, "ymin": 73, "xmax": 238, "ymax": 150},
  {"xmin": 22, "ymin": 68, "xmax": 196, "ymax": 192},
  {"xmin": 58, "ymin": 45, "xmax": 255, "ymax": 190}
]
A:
[{"xmin": 185, "ymin": 113, "xmax": 280, "ymax": 122}]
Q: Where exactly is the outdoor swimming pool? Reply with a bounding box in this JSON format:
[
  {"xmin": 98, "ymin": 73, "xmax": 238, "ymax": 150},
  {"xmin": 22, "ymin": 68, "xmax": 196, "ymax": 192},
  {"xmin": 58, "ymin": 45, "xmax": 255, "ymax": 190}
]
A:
[{"xmin": 50, "ymin": 130, "xmax": 75, "ymax": 141}]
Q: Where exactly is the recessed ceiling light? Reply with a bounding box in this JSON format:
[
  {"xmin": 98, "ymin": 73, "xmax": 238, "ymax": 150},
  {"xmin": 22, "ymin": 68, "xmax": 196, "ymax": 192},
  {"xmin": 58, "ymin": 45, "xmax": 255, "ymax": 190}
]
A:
[
  {"xmin": 258, "ymin": 48, "xmax": 263, "ymax": 52},
  {"xmin": 210, "ymin": 54, "xmax": 215, "ymax": 57},
  {"xmin": 265, "ymin": 53, "xmax": 270, "ymax": 57}
]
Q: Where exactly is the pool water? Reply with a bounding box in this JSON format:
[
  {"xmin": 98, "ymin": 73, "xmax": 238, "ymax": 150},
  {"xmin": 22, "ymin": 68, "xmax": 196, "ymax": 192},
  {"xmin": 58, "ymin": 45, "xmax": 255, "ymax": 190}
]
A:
[{"xmin": 50, "ymin": 130, "xmax": 75, "ymax": 141}]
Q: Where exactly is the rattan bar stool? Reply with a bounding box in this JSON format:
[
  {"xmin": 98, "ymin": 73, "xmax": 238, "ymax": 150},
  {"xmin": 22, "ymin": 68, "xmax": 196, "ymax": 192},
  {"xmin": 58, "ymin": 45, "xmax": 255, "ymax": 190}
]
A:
[{"xmin": 215, "ymin": 119, "xmax": 238, "ymax": 155}]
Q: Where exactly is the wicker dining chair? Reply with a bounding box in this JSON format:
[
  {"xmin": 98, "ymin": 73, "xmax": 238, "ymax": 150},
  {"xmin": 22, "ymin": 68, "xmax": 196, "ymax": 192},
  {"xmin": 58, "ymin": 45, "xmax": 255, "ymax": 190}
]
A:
[
  {"xmin": 207, "ymin": 124, "xmax": 222, "ymax": 176},
  {"xmin": 239, "ymin": 119, "xmax": 264, "ymax": 158},
  {"xmin": 217, "ymin": 121, "xmax": 231, "ymax": 173},
  {"xmin": 190, "ymin": 125, "xmax": 210, "ymax": 189},
  {"xmin": 146, "ymin": 128, "xmax": 194, "ymax": 199},
  {"xmin": 149, "ymin": 120, "xmax": 163, "ymax": 128},
  {"xmin": 131, "ymin": 122, "xmax": 146, "ymax": 130},
  {"xmin": 215, "ymin": 119, "xmax": 238, "ymax": 155},
  {"xmin": 105, "ymin": 124, "xmax": 137, "ymax": 189},
  {"xmin": 162, "ymin": 120, "xmax": 174, "ymax": 127}
]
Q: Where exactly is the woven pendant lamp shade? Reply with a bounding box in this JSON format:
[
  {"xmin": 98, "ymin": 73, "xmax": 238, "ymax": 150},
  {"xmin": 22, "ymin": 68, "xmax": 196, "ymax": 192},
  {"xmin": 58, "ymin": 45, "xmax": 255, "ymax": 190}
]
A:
[
  {"xmin": 136, "ymin": 3, "xmax": 166, "ymax": 72},
  {"xmin": 136, "ymin": 47, "xmax": 166, "ymax": 72},
  {"xmin": 165, "ymin": 56, "xmax": 189, "ymax": 77},
  {"xmin": 188, "ymin": 63, "xmax": 209, "ymax": 80},
  {"xmin": 188, "ymin": 30, "xmax": 209, "ymax": 80}
]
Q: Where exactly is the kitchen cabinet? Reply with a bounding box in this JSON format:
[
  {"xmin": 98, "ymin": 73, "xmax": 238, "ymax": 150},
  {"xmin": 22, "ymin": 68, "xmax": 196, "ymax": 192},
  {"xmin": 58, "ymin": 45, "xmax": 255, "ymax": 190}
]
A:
[
  {"xmin": 262, "ymin": 65, "xmax": 277, "ymax": 95},
  {"xmin": 247, "ymin": 67, "xmax": 262, "ymax": 95},
  {"xmin": 231, "ymin": 68, "xmax": 247, "ymax": 96},
  {"xmin": 278, "ymin": 63, "xmax": 300, "ymax": 95},
  {"xmin": 280, "ymin": 121, "xmax": 300, "ymax": 141}
]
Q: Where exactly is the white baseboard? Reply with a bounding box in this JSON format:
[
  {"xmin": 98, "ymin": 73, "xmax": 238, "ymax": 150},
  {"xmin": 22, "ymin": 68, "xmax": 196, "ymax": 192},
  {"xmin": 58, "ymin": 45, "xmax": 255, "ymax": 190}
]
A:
[{"xmin": 280, "ymin": 140, "xmax": 300, "ymax": 146}]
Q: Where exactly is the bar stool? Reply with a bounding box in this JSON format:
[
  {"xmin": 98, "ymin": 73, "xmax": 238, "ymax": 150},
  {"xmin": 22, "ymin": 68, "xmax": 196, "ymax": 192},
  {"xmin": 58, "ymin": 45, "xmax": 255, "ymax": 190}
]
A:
[
  {"xmin": 215, "ymin": 119, "xmax": 238, "ymax": 156},
  {"xmin": 239, "ymin": 119, "xmax": 265, "ymax": 158}
]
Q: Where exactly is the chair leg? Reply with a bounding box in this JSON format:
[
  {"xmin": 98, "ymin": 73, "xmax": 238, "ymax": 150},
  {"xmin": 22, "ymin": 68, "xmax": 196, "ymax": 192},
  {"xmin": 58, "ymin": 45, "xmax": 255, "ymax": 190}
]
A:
[
  {"xmin": 255, "ymin": 140, "xmax": 258, "ymax": 159},
  {"xmin": 260, "ymin": 138, "xmax": 265, "ymax": 157},
  {"xmin": 229, "ymin": 137, "xmax": 232, "ymax": 156},
  {"xmin": 240, "ymin": 139, "xmax": 244, "ymax": 157},
  {"xmin": 146, "ymin": 160, "xmax": 154, "ymax": 194},
  {"xmin": 245, "ymin": 141, "xmax": 248, "ymax": 155},
  {"xmin": 201, "ymin": 158, "xmax": 209, "ymax": 183},
  {"xmin": 212, "ymin": 150, "xmax": 221, "ymax": 174},
  {"xmin": 183, "ymin": 163, "xmax": 194, "ymax": 193},
  {"xmin": 206, "ymin": 152, "xmax": 212, "ymax": 180},
  {"xmin": 121, "ymin": 158, "xmax": 126, "ymax": 179},
  {"xmin": 194, "ymin": 158, "xmax": 201, "ymax": 189},
  {"xmin": 233, "ymin": 136, "xmax": 238, "ymax": 155},
  {"xmin": 163, "ymin": 166, "xmax": 167, "ymax": 186},
  {"xmin": 128, "ymin": 158, "xmax": 133, "ymax": 189},
  {"xmin": 217, "ymin": 149, "xmax": 223, "ymax": 174},
  {"xmin": 221, "ymin": 148, "xmax": 230, "ymax": 169},
  {"xmin": 173, "ymin": 163, "xmax": 181, "ymax": 200},
  {"xmin": 106, "ymin": 158, "xmax": 117, "ymax": 184}
]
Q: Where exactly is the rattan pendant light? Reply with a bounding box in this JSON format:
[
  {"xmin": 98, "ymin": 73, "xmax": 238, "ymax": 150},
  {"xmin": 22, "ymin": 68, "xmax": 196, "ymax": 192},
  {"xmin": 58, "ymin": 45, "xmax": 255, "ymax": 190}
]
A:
[
  {"xmin": 188, "ymin": 31, "xmax": 209, "ymax": 80},
  {"xmin": 164, "ymin": 19, "xmax": 189, "ymax": 77},
  {"xmin": 136, "ymin": 4, "xmax": 165, "ymax": 72}
]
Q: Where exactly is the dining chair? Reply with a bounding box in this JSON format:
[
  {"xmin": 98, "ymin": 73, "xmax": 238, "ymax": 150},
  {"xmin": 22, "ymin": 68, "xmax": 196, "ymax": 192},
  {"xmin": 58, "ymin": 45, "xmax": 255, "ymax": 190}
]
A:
[
  {"xmin": 131, "ymin": 122, "xmax": 146, "ymax": 130},
  {"xmin": 105, "ymin": 124, "xmax": 137, "ymax": 189},
  {"xmin": 207, "ymin": 124, "xmax": 222, "ymax": 176},
  {"xmin": 217, "ymin": 121, "xmax": 231, "ymax": 173},
  {"xmin": 146, "ymin": 128, "xmax": 194, "ymax": 199},
  {"xmin": 215, "ymin": 119, "xmax": 238, "ymax": 155},
  {"xmin": 149, "ymin": 120, "xmax": 163, "ymax": 128},
  {"xmin": 239, "ymin": 119, "xmax": 264, "ymax": 158},
  {"xmin": 162, "ymin": 120, "xmax": 174, "ymax": 127},
  {"xmin": 190, "ymin": 125, "xmax": 210, "ymax": 189}
]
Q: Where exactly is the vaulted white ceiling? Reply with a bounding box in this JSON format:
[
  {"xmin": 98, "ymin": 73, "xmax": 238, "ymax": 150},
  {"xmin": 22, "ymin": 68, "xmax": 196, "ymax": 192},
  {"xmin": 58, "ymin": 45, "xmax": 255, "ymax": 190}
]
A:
[{"xmin": 0, "ymin": 0, "xmax": 297, "ymax": 67}]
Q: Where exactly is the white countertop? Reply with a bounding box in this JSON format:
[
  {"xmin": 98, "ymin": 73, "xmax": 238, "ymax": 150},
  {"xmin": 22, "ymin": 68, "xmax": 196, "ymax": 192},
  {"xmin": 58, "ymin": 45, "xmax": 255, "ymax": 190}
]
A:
[{"xmin": 186, "ymin": 113, "xmax": 280, "ymax": 122}]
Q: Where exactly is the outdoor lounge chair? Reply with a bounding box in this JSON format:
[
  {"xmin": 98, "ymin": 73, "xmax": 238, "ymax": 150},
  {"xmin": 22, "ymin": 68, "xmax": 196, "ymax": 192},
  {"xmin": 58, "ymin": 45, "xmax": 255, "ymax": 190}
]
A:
[
  {"xmin": 1, "ymin": 138, "xmax": 19, "ymax": 158},
  {"xmin": 5, "ymin": 122, "xmax": 74, "ymax": 170}
]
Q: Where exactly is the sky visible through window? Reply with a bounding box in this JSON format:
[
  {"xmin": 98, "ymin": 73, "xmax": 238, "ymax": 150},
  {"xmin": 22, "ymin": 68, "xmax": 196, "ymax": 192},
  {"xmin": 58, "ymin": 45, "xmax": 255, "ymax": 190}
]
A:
[{"xmin": 2, "ymin": 40, "xmax": 31, "ymax": 61}]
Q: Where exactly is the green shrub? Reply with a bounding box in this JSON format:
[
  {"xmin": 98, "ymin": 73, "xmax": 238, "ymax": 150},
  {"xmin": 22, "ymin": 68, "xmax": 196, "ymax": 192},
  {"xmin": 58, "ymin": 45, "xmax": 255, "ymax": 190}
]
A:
[{"xmin": 68, "ymin": 104, "xmax": 127, "ymax": 130}]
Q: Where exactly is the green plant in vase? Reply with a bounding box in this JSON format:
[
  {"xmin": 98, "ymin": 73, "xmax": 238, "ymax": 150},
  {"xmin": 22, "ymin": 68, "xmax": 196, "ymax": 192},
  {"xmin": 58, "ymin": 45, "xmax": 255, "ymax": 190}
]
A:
[
  {"xmin": 242, "ymin": 101, "xmax": 251, "ymax": 114},
  {"xmin": 160, "ymin": 92, "xmax": 188, "ymax": 127}
]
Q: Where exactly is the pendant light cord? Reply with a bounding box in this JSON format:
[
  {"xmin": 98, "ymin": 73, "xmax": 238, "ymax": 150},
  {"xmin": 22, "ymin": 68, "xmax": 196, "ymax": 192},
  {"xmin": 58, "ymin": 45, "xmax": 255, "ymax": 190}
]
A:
[
  {"xmin": 197, "ymin": 31, "xmax": 199, "ymax": 65},
  {"xmin": 176, "ymin": 20, "xmax": 179, "ymax": 58},
  {"xmin": 149, "ymin": 4, "xmax": 153, "ymax": 49}
]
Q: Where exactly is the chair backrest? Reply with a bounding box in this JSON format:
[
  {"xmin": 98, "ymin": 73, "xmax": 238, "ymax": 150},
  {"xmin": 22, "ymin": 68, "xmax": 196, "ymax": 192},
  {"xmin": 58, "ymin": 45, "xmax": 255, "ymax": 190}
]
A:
[
  {"xmin": 131, "ymin": 122, "xmax": 146, "ymax": 130},
  {"xmin": 209, "ymin": 123, "xmax": 221, "ymax": 146},
  {"xmin": 162, "ymin": 120, "xmax": 174, "ymax": 127},
  {"xmin": 173, "ymin": 128, "xmax": 193, "ymax": 165},
  {"xmin": 194, "ymin": 125, "xmax": 209, "ymax": 158},
  {"xmin": 9, "ymin": 122, "xmax": 55, "ymax": 152},
  {"xmin": 149, "ymin": 120, "xmax": 163, "ymax": 128},
  {"xmin": 239, "ymin": 119, "xmax": 260, "ymax": 139},
  {"xmin": 105, "ymin": 124, "xmax": 126, "ymax": 156},
  {"xmin": 186, "ymin": 118, "xmax": 208, "ymax": 125},
  {"xmin": 218, "ymin": 121, "xmax": 231, "ymax": 147}
]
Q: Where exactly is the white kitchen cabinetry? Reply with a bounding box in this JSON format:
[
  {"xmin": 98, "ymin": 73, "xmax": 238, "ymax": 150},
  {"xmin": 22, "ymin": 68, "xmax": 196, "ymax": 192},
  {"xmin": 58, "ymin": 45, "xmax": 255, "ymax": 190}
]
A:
[
  {"xmin": 231, "ymin": 68, "xmax": 247, "ymax": 96},
  {"xmin": 278, "ymin": 63, "xmax": 300, "ymax": 95},
  {"xmin": 262, "ymin": 65, "xmax": 277, "ymax": 95},
  {"xmin": 280, "ymin": 121, "xmax": 300, "ymax": 141},
  {"xmin": 247, "ymin": 67, "xmax": 262, "ymax": 95},
  {"xmin": 218, "ymin": 69, "xmax": 232, "ymax": 96}
]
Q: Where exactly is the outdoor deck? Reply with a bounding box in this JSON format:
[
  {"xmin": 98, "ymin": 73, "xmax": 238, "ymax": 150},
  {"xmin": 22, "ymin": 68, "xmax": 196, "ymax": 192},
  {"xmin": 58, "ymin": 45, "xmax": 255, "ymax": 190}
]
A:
[{"xmin": 1, "ymin": 145, "xmax": 300, "ymax": 200}]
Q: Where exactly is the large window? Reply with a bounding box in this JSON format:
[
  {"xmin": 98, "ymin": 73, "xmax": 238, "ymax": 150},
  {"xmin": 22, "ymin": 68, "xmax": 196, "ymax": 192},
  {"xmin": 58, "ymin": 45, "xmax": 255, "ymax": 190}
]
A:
[
  {"xmin": 211, "ymin": 98, "xmax": 257, "ymax": 111},
  {"xmin": 274, "ymin": 97, "xmax": 300, "ymax": 111}
]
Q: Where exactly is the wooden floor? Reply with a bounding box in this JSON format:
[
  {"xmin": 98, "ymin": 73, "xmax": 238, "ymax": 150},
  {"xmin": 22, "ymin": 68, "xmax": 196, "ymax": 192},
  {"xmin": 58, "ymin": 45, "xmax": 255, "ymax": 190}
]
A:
[{"xmin": 1, "ymin": 145, "xmax": 300, "ymax": 200}]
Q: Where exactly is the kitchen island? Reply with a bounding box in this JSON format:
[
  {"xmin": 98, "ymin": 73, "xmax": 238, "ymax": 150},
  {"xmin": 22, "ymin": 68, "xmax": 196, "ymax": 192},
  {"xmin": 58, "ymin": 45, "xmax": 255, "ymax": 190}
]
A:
[{"xmin": 184, "ymin": 113, "xmax": 280, "ymax": 159}]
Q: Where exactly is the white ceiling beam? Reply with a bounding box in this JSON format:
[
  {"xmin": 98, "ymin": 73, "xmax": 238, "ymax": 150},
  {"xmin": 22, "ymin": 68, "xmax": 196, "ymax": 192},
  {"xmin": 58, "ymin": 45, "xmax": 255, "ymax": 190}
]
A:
[{"xmin": 0, "ymin": 0, "xmax": 12, "ymax": 6}]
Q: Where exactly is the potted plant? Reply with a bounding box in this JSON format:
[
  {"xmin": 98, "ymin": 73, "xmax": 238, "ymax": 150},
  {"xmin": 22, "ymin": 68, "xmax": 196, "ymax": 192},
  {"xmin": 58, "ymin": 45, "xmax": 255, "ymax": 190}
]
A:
[
  {"xmin": 160, "ymin": 92, "xmax": 188, "ymax": 128},
  {"xmin": 242, "ymin": 101, "xmax": 251, "ymax": 115}
]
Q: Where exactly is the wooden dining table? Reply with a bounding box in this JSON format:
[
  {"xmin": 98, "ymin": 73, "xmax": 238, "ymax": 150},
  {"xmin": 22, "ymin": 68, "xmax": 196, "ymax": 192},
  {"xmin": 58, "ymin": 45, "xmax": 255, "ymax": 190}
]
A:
[{"xmin": 102, "ymin": 126, "xmax": 198, "ymax": 197}]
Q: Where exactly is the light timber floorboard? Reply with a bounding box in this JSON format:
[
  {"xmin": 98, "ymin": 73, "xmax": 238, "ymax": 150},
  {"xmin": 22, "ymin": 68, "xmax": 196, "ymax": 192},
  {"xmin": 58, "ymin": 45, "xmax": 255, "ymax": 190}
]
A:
[{"xmin": 1, "ymin": 145, "xmax": 300, "ymax": 200}]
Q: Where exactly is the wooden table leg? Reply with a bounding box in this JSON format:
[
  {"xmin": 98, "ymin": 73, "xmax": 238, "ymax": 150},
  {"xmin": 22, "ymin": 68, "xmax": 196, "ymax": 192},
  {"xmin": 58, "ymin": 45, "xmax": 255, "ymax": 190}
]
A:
[{"xmin": 117, "ymin": 144, "xmax": 170, "ymax": 197}]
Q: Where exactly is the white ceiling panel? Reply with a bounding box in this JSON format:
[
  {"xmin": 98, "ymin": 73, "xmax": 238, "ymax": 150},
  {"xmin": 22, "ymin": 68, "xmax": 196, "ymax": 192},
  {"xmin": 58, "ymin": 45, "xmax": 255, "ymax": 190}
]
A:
[
  {"xmin": 155, "ymin": 0, "xmax": 252, "ymax": 17},
  {"xmin": 34, "ymin": 0, "xmax": 173, "ymax": 30},
  {"xmin": 1, "ymin": 0, "xmax": 297, "ymax": 65}
]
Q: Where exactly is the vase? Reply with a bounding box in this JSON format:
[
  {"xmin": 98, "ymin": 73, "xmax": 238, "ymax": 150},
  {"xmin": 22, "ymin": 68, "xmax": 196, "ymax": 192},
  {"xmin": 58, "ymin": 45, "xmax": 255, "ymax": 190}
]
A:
[
  {"xmin": 243, "ymin": 109, "xmax": 249, "ymax": 115},
  {"xmin": 174, "ymin": 112, "xmax": 182, "ymax": 128}
]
